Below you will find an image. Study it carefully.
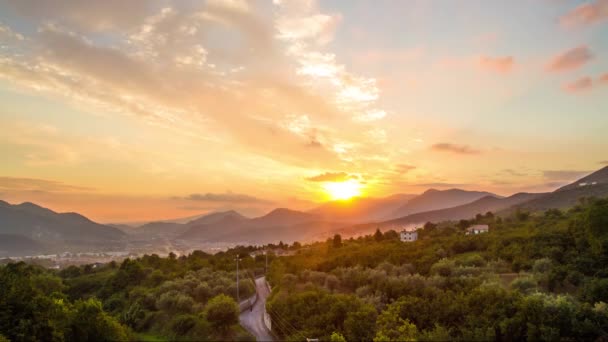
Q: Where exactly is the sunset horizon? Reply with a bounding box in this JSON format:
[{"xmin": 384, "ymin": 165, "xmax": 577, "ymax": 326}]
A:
[{"xmin": 1, "ymin": 1, "xmax": 607, "ymax": 222}]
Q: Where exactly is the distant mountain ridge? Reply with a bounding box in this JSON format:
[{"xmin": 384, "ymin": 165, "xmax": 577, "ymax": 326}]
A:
[
  {"xmin": 390, "ymin": 188, "xmax": 498, "ymax": 218},
  {"xmin": 3, "ymin": 166, "xmax": 608, "ymax": 255},
  {"xmin": 309, "ymin": 194, "xmax": 416, "ymax": 223},
  {"xmin": 514, "ymin": 167, "xmax": 608, "ymax": 211},
  {"xmin": 0, "ymin": 201, "xmax": 126, "ymax": 256}
]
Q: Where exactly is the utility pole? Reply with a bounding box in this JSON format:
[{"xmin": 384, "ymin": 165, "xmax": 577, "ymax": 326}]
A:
[
  {"xmin": 235, "ymin": 254, "xmax": 240, "ymax": 302},
  {"xmin": 264, "ymin": 249, "xmax": 268, "ymax": 274}
]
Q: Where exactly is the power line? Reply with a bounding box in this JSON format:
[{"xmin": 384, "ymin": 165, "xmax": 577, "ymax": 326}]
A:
[
  {"xmin": 266, "ymin": 305, "xmax": 300, "ymax": 337},
  {"xmin": 265, "ymin": 306, "xmax": 296, "ymax": 335},
  {"xmin": 264, "ymin": 308, "xmax": 297, "ymax": 337}
]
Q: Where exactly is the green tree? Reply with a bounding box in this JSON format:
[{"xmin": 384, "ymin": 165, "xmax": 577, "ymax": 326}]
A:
[
  {"xmin": 330, "ymin": 331, "xmax": 347, "ymax": 342},
  {"xmin": 68, "ymin": 298, "xmax": 129, "ymax": 341},
  {"xmin": 375, "ymin": 302, "xmax": 418, "ymax": 341},
  {"xmin": 374, "ymin": 229, "xmax": 383, "ymax": 242},
  {"xmin": 333, "ymin": 234, "xmax": 343, "ymax": 248},
  {"xmin": 204, "ymin": 294, "xmax": 239, "ymax": 331},
  {"xmin": 345, "ymin": 304, "xmax": 377, "ymax": 342}
]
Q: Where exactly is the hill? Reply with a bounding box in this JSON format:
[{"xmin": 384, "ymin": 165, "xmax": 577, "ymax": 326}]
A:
[
  {"xmin": 179, "ymin": 208, "xmax": 338, "ymax": 244},
  {"xmin": 511, "ymin": 167, "xmax": 608, "ymax": 211},
  {"xmin": 0, "ymin": 201, "xmax": 125, "ymax": 243},
  {"xmin": 335, "ymin": 192, "xmax": 543, "ymax": 237},
  {"xmin": 389, "ymin": 188, "xmax": 498, "ymax": 219},
  {"xmin": 309, "ymin": 194, "xmax": 416, "ymax": 223},
  {"xmin": 0, "ymin": 234, "xmax": 48, "ymax": 257}
]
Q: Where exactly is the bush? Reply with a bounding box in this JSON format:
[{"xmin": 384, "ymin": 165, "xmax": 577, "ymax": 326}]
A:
[{"xmin": 204, "ymin": 294, "xmax": 238, "ymax": 331}]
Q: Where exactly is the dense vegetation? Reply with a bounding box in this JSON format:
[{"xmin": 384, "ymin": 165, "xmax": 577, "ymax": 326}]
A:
[
  {"xmin": 1, "ymin": 198, "xmax": 608, "ymax": 341},
  {"xmin": 0, "ymin": 249, "xmax": 264, "ymax": 341},
  {"xmin": 266, "ymin": 198, "xmax": 608, "ymax": 341}
]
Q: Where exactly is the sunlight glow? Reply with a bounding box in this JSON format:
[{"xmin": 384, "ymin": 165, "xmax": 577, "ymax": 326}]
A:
[{"xmin": 323, "ymin": 179, "xmax": 362, "ymax": 200}]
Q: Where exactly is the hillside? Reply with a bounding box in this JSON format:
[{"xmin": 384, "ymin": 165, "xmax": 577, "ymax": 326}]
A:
[
  {"xmin": 390, "ymin": 188, "xmax": 498, "ymax": 219},
  {"xmin": 0, "ymin": 234, "xmax": 48, "ymax": 257},
  {"xmin": 511, "ymin": 167, "xmax": 608, "ymax": 211},
  {"xmin": 309, "ymin": 194, "xmax": 416, "ymax": 223},
  {"xmin": 555, "ymin": 166, "xmax": 608, "ymax": 192},
  {"xmin": 335, "ymin": 192, "xmax": 543, "ymax": 238},
  {"xmin": 0, "ymin": 201, "xmax": 125, "ymax": 243},
  {"xmin": 179, "ymin": 208, "xmax": 328, "ymax": 243}
]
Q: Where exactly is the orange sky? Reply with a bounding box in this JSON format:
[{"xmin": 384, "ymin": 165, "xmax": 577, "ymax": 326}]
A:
[{"xmin": 0, "ymin": 0, "xmax": 607, "ymax": 222}]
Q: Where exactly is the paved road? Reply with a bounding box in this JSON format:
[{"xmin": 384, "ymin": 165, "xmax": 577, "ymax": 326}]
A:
[{"xmin": 240, "ymin": 276, "xmax": 273, "ymax": 341}]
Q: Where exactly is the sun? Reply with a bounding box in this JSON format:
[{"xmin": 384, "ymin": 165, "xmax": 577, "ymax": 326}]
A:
[{"xmin": 323, "ymin": 179, "xmax": 362, "ymax": 201}]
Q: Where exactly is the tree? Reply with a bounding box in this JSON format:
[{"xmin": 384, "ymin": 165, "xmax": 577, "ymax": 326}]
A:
[
  {"xmin": 375, "ymin": 301, "xmax": 418, "ymax": 341},
  {"xmin": 345, "ymin": 304, "xmax": 377, "ymax": 342},
  {"xmin": 68, "ymin": 298, "xmax": 129, "ymax": 341},
  {"xmin": 330, "ymin": 332, "xmax": 347, "ymax": 342},
  {"xmin": 204, "ymin": 294, "xmax": 238, "ymax": 331},
  {"xmin": 374, "ymin": 229, "xmax": 383, "ymax": 242},
  {"xmin": 333, "ymin": 234, "xmax": 343, "ymax": 248}
]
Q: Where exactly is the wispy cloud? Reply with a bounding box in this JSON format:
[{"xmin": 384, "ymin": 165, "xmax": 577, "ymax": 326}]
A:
[
  {"xmin": 0, "ymin": 177, "xmax": 93, "ymax": 193},
  {"xmin": 306, "ymin": 171, "xmax": 356, "ymax": 182},
  {"xmin": 413, "ymin": 182, "xmax": 468, "ymax": 188},
  {"xmin": 175, "ymin": 192, "xmax": 272, "ymax": 204},
  {"xmin": 395, "ymin": 164, "xmax": 416, "ymax": 174},
  {"xmin": 542, "ymin": 170, "xmax": 590, "ymax": 181},
  {"xmin": 560, "ymin": 0, "xmax": 608, "ymax": 28},
  {"xmin": 546, "ymin": 46, "xmax": 593, "ymax": 72},
  {"xmin": 431, "ymin": 143, "xmax": 481, "ymax": 155},
  {"xmin": 563, "ymin": 77, "xmax": 593, "ymax": 93},
  {"xmin": 478, "ymin": 55, "xmax": 515, "ymax": 73}
]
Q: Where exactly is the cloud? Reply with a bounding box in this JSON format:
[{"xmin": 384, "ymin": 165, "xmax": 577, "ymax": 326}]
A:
[
  {"xmin": 500, "ymin": 169, "xmax": 528, "ymax": 177},
  {"xmin": 413, "ymin": 182, "xmax": 468, "ymax": 188},
  {"xmin": 431, "ymin": 143, "xmax": 481, "ymax": 155},
  {"xmin": 600, "ymin": 73, "xmax": 608, "ymax": 84},
  {"xmin": 395, "ymin": 164, "xmax": 416, "ymax": 174},
  {"xmin": 0, "ymin": 1, "xmax": 392, "ymax": 173},
  {"xmin": 563, "ymin": 76, "xmax": 593, "ymax": 93},
  {"xmin": 560, "ymin": 0, "xmax": 608, "ymax": 28},
  {"xmin": 3, "ymin": 0, "xmax": 155, "ymax": 31},
  {"xmin": 176, "ymin": 192, "xmax": 272, "ymax": 204},
  {"xmin": 599, "ymin": 160, "xmax": 608, "ymax": 165},
  {"xmin": 0, "ymin": 177, "xmax": 93, "ymax": 193},
  {"xmin": 306, "ymin": 171, "xmax": 356, "ymax": 182},
  {"xmin": 546, "ymin": 46, "xmax": 593, "ymax": 72},
  {"xmin": 543, "ymin": 170, "xmax": 591, "ymax": 181},
  {"xmin": 478, "ymin": 55, "xmax": 515, "ymax": 73}
]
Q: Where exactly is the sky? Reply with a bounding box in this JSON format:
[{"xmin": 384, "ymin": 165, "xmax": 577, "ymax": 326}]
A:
[{"xmin": 0, "ymin": 0, "xmax": 607, "ymax": 222}]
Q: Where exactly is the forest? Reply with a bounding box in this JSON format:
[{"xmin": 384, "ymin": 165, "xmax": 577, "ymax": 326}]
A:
[
  {"xmin": 1, "ymin": 197, "xmax": 608, "ymax": 341},
  {"xmin": 265, "ymin": 197, "xmax": 608, "ymax": 341}
]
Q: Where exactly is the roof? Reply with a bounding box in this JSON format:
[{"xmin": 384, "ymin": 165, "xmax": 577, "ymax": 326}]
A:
[
  {"xmin": 466, "ymin": 224, "xmax": 489, "ymax": 231},
  {"xmin": 400, "ymin": 229, "xmax": 418, "ymax": 233}
]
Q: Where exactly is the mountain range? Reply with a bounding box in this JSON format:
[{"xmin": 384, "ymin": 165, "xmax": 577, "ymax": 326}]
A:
[{"xmin": 2, "ymin": 166, "xmax": 608, "ymax": 256}]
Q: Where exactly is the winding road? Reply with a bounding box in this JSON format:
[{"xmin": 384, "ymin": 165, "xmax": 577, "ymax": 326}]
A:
[{"xmin": 240, "ymin": 276, "xmax": 273, "ymax": 341}]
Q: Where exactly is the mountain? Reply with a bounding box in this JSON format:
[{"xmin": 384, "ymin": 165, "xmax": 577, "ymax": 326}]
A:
[
  {"xmin": 249, "ymin": 208, "xmax": 317, "ymax": 227},
  {"xmin": 187, "ymin": 210, "xmax": 247, "ymax": 226},
  {"xmin": 334, "ymin": 192, "xmax": 542, "ymax": 238},
  {"xmin": 309, "ymin": 194, "xmax": 417, "ymax": 223},
  {"xmin": 124, "ymin": 210, "xmax": 248, "ymax": 238},
  {"xmin": 386, "ymin": 192, "xmax": 543, "ymax": 226},
  {"xmin": 179, "ymin": 208, "xmax": 327, "ymax": 243},
  {"xmin": 0, "ymin": 201, "xmax": 126, "ymax": 253},
  {"xmin": 514, "ymin": 167, "xmax": 608, "ymax": 211},
  {"xmin": 0, "ymin": 234, "xmax": 48, "ymax": 257},
  {"xmin": 555, "ymin": 166, "xmax": 608, "ymax": 192},
  {"xmin": 390, "ymin": 188, "xmax": 499, "ymax": 218}
]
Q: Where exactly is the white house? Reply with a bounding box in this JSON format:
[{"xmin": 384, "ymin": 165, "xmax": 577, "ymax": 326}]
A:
[
  {"xmin": 400, "ymin": 229, "xmax": 418, "ymax": 242},
  {"xmin": 465, "ymin": 224, "xmax": 489, "ymax": 235}
]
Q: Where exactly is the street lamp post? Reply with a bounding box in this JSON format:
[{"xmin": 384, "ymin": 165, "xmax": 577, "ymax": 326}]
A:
[
  {"xmin": 264, "ymin": 250, "xmax": 268, "ymax": 274},
  {"xmin": 235, "ymin": 255, "xmax": 240, "ymax": 302}
]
